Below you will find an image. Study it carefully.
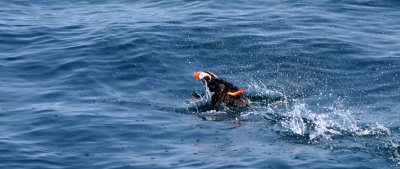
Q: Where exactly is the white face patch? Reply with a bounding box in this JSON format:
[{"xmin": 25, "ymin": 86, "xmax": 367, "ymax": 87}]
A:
[{"xmin": 199, "ymin": 72, "xmax": 211, "ymax": 80}]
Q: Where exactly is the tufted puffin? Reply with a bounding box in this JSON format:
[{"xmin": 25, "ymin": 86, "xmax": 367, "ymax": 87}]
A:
[{"xmin": 192, "ymin": 71, "xmax": 249, "ymax": 111}]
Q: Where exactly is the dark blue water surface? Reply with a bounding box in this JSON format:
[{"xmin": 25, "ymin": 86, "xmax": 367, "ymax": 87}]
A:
[{"xmin": 1, "ymin": 0, "xmax": 400, "ymax": 168}]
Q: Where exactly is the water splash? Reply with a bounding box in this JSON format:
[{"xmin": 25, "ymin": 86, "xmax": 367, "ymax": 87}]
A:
[
  {"xmin": 242, "ymin": 81, "xmax": 391, "ymax": 142},
  {"xmin": 245, "ymin": 79, "xmax": 287, "ymax": 101},
  {"xmin": 275, "ymin": 100, "xmax": 391, "ymax": 142},
  {"xmin": 186, "ymin": 80, "xmax": 398, "ymax": 164},
  {"xmin": 280, "ymin": 103, "xmax": 306, "ymax": 136}
]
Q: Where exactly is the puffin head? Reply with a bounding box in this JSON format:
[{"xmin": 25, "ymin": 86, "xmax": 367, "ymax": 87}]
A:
[{"xmin": 193, "ymin": 71, "xmax": 218, "ymax": 82}]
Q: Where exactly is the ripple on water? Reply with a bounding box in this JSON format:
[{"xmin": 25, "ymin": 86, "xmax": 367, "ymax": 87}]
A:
[{"xmin": 1, "ymin": 0, "xmax": 400, "ymax": 168}]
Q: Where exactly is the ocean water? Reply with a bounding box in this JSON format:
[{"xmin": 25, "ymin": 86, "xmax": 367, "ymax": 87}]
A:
[{"xmin": 1, "ymin": 0, "xmax": 400, "ymax": 168}]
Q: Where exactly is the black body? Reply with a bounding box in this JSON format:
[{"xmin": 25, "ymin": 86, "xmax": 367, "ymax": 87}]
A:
[{"xmin": 206, "ymin": 78, "xmax": 248, "ymax": 110}]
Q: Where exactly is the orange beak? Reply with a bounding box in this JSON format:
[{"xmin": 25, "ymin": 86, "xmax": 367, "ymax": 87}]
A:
[{"xmin": 193, "ymin": 72, "xmax": 201, "ymax": 81}]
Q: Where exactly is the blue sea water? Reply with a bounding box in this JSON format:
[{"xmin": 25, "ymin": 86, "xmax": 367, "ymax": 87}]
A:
[{"xmin": 1, "ymin": 0, "xmax": 400, "ymax": 168}]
